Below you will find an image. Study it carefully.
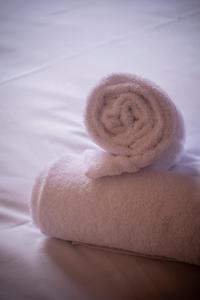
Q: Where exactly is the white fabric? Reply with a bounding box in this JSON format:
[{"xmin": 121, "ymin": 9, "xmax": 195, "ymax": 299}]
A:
[{"xmin": 1, "ymin": 1, "xmax": 200, "ymax": 299}]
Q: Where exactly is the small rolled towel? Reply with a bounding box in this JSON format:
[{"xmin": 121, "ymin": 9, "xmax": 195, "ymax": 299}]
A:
[
  {"xmin": 31, "ymin": 155, "xmax": 200, "ymax": 265},
  {"xmin": 84, "ymin": 73, "xmax": 185, "ymax": 178}
]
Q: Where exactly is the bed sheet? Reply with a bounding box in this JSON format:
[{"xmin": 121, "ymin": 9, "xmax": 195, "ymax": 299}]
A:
[{"xmin": 0, "ymin": 1, "xmax": 200, "ymax": 299}]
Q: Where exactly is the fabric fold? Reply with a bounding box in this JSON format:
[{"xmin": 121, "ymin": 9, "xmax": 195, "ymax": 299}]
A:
[{"xmin": 84, "ymin": 73, "xmax": 185, "ymax": 178}]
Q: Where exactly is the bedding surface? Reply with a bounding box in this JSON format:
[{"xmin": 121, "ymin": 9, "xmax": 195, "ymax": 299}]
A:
[{"xmin": 0, "ymin": 0, "xmax": 200, "ymax": 299}]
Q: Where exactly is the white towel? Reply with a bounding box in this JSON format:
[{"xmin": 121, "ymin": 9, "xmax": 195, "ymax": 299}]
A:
[
  {"xmin": 31, "ymin": 155, "xmax": 200, "ymax": 265},
  {"xmin": 84, "ymin": 73, "xmax": 185, "ymax": 178}
]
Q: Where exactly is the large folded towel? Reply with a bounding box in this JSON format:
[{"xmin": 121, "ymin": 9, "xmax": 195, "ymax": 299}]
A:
[
  {"xmin": 31, "ymin": 155, "xmax": 200, "ymax": 265},
  {"xmin": 84, "ymin": 73, "xmax": 185, "ymax": 178}
]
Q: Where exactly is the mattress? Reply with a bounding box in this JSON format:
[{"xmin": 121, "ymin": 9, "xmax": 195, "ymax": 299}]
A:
[{"xmin": 0, "ymin": 0, "xmax": 200, "ymax": 299}]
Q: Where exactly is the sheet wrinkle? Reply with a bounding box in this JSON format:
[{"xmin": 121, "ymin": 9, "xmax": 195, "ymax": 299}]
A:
[
  {"xmin": 100, "ymin": 9, "xmax": 200, "ymax": 47},
  {"xmin": 49, "ymin": 2, "xmax": 92, "ymax": 16},
  {"xmin": 1, "ymin": 9, "xmax": 199, "ymax": 87},
  {"xmin": 0, "ymin": 221, "xmax": 30, "ymax": 232},
  {"xmin": 0, "ymin": 173, "xmax": 32, "ymax": 180},
  {"xmin": 147, "ymin": 9, "xmax": 200, "ymax": 32}
]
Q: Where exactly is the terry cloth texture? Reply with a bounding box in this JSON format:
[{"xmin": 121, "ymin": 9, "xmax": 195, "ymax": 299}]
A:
[
  {"xmin": 31, "ymin": 155, "xmax": 200, "ymax": 266},
  {"xmin": 84, "ymin": 73, "xmax": 185, "ymax": 178}
]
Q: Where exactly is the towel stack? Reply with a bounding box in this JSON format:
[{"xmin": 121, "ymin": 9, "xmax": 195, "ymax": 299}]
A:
[{"xmin": 31, "ymin": 73, "xmax": 200, "ymax": 265}]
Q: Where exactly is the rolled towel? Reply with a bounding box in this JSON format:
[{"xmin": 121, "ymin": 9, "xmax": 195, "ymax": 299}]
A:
[
  {"xmin": 84, "ymin": 73, "xmax": 185, "ymax": 178},
  {"xmin": 31, "ymin": 155, "xmax": 200, "ymax": 265}
]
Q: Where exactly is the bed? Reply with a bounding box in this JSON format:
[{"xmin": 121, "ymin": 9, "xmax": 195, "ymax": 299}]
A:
[{"xmin": 0, "ymin": 1, "xmax": 200, "ymax": 299}]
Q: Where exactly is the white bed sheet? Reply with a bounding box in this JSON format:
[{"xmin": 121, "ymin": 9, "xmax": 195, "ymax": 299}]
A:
[{"xmin": 0, "ymin": 1, "xmax": 200, "ymax": 299}]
